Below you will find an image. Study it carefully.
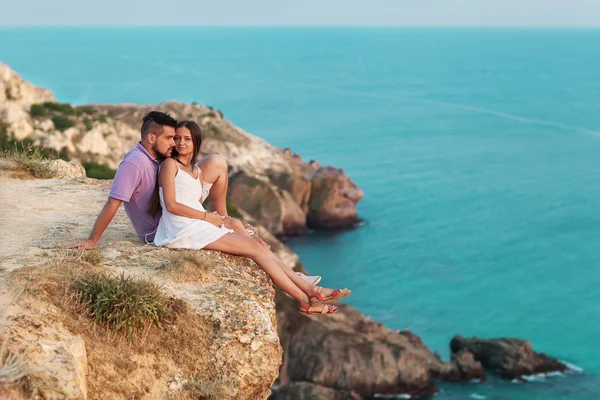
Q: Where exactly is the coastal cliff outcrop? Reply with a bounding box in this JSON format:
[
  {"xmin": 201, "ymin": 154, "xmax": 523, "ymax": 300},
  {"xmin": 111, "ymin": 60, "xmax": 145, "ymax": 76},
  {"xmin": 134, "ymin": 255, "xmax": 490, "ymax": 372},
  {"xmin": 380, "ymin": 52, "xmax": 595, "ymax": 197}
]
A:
[
  {"xmin": 0, "ymin": 62, "xmax": 363, "ymax": 236},
  {"xmin": 0, "ymin": 170, "xmax": 282, "ymax": 400},
  {"xmin": 0, "ymin": 63, "xmax": 573, "ymax": 400}
]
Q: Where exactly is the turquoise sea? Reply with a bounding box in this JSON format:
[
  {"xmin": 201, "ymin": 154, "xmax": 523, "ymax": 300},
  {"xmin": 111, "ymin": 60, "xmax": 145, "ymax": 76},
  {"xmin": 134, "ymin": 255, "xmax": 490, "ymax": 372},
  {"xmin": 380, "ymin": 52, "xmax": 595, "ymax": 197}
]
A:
[{"xmin": 2, "ymin": 27, "xmax": 599, "ymax": 399}]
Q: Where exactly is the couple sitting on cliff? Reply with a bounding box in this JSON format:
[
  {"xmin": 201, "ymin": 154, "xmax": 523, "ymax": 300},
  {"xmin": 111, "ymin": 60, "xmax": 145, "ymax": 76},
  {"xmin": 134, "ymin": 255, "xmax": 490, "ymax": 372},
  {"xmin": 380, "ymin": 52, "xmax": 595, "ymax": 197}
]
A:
[{"xmin": 69, "ymin": 111, "xmax": 350, "ymax": 315}]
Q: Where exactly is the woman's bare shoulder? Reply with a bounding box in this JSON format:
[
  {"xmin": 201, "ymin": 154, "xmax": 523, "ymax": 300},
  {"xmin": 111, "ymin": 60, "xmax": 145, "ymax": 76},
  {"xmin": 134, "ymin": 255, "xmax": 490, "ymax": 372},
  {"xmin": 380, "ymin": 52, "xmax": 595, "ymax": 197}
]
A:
[{"xmin": 159, "ymin": 158, "xmax": 178, "ymax": 177}]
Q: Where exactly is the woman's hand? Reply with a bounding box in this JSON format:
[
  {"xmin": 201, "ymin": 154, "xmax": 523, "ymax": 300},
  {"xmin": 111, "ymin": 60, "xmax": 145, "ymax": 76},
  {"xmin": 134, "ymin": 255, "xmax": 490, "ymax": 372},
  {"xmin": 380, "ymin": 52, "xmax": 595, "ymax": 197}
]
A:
[{"xmin": 205, "ymin": 211, "xmax": 224, "ymax": 227}]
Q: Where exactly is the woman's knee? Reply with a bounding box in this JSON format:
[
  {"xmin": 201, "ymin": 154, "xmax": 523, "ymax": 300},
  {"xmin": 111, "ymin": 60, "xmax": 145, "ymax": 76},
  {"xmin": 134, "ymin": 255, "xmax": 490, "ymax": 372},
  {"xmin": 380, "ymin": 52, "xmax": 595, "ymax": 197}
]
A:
[{"xmin": 233, "ymin": 219, "xmax": 245, "ymax": 231}]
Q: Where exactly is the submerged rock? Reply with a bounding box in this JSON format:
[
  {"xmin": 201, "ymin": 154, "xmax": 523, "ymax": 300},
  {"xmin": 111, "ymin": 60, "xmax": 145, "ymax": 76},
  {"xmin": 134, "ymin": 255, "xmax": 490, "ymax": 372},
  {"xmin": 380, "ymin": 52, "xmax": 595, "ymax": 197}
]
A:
[
  {"xmin": 450, "ymin": 335, "xmax": 567, "ymax": 380},
  {"xmin": 270, "ymin": 381, "xmax": 363, "ymax": 400}
]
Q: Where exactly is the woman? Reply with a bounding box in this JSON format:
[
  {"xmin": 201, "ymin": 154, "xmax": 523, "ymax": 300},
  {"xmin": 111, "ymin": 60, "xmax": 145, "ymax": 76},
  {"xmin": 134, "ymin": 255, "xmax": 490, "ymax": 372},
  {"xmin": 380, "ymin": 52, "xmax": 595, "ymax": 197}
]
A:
[{"xmin": 152, "ymin": 120, "xmax": 350, "ymax": 315}]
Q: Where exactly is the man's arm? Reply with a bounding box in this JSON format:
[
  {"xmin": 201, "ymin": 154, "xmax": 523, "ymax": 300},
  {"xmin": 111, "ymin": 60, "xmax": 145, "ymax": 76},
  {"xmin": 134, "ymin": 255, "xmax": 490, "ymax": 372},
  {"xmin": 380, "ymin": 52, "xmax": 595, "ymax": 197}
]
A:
[{"xmin": 67, "ymin": 197, "xmax": 122, "ymax": 249}]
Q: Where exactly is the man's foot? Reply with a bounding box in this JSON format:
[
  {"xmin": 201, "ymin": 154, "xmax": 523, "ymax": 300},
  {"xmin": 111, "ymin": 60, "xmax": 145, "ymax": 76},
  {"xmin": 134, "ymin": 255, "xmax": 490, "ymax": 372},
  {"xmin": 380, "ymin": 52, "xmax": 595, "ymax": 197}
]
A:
[{"xmin": 296, "ymin": 272, "xmax": 322, "ymax": 285}]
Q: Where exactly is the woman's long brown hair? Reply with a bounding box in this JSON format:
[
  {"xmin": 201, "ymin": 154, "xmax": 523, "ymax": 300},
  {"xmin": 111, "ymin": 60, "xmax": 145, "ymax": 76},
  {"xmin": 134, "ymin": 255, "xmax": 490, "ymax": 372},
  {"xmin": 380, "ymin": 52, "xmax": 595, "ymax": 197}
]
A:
[{"xmin": 148, "ymin": 120, "xmax": 203, "ymax": 217}]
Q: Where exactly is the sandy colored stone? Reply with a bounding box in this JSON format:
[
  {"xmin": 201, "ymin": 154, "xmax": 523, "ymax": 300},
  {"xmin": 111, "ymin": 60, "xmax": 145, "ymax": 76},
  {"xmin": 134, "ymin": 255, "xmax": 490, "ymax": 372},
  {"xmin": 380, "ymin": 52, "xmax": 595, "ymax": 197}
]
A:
[
  {"xmin": 0, "ymin": 173, "xmax": 282, "ymax": 400},
  {"xmin": 49, "ymin": 159, "xmax": 87, "ymax": 179}
]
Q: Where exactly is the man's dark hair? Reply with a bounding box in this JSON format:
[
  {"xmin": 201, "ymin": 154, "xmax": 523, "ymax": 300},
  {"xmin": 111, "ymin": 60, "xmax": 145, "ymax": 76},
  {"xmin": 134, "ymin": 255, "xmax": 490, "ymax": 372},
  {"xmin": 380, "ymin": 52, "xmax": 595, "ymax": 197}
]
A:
[{"xmin": 140, "ymin": 111, "xmax": 177, "ymax": 140}]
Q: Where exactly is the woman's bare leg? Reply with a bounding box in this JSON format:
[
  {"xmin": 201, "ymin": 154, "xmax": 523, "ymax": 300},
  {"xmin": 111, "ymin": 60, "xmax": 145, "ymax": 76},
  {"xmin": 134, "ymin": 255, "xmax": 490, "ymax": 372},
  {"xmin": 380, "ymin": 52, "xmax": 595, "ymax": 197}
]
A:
[
  {"xmin": 203, "ymin": 233, "xmax": 312, "ymax": 304},
  {"xmin": 198, "ymin": 155, "xmax": 229, "ymax": 216},
  {"xmin": 222, "ymin": 217, "xmax": 271, "ymax": 250},
  {"xmin": 264, "ymin": 250, "xmax": 336, "ymax": 298},
  {"xmin": 218, "ymin": 219, "xmax": 336, "ymax": 297}
]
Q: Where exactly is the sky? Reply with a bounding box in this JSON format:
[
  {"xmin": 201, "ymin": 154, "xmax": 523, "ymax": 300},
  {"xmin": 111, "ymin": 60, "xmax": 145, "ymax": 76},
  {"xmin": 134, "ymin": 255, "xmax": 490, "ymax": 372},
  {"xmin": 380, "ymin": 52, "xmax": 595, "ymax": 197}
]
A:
[{"xmin": 1, "ymin": 0, "xmax": 600, "ymax": 27}]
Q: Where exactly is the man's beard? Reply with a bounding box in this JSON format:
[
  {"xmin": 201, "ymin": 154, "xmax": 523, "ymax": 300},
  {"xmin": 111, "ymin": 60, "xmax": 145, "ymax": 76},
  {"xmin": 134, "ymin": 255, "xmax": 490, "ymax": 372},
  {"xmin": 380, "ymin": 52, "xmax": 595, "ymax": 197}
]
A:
[{"xmin": 153, "ymin": 144, "xmax": 173, "ymax": 160}]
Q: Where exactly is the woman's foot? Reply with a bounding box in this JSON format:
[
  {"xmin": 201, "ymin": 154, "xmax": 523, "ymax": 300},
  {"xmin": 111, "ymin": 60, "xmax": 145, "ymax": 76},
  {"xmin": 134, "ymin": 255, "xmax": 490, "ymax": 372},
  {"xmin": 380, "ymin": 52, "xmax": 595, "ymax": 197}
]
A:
[
  {"xmin": 299, "ymin": 302, "xmax": 338, "ymax": 315},
  {"xmin": 309, "ymin": 286, "xmax": 351, "ymax": 304}
]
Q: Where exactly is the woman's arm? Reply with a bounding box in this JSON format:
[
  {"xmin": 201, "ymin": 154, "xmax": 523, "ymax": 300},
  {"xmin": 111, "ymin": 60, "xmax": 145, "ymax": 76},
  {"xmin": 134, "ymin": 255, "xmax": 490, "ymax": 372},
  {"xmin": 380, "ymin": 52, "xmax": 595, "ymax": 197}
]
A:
[{"xmin": 159, "ymin": 159, "xmax": 222, "ymax": 226}]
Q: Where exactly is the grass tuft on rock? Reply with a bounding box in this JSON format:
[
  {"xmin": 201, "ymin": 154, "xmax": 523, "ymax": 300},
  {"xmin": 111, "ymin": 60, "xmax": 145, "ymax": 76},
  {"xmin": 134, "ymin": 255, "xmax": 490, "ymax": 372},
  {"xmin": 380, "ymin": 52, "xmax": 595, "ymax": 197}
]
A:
[
  {"xmin": 3, "ymin": 142, "xmax": 54, "ymax": 178},
  {"xmin": 183, "ymin": 379, "xmax": 223, "ymax": 399},
  {"xmin": 73, "ymin": 272, "xmax": 169, "ymax": 341}
]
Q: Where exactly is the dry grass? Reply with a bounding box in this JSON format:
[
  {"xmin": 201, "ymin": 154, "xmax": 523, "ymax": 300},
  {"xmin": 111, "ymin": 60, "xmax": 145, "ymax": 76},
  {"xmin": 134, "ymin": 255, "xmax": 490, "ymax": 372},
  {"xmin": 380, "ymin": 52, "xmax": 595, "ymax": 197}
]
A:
[
  {"xmin": 3, "ymin": 142, "xmax": 54, "ymax": 179},
  {"xmin": 73, "ymin": 271, "xmax": 169, "ymax": 341},
  {"xmin": 158, "ymin": 250, "xmax": 214, "ymax": 284},
  {"xmin": 183, "ymin": 377, "xmax": 227, "ymax": 400},
  {"xmin": 10, "ymin": 254, "xmax": 219, "ymax": 399},
  {"xmin": 48, "ymin": 248, "xmax": 102, "ymax": 266}
]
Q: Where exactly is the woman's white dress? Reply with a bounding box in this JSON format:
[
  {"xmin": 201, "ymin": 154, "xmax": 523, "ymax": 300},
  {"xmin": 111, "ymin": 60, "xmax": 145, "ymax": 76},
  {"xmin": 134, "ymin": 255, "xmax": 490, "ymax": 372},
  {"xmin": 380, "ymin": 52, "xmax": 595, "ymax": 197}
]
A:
[{"xmin": 153, "ymin": 164, "xmax": 233, "ymax": 249}]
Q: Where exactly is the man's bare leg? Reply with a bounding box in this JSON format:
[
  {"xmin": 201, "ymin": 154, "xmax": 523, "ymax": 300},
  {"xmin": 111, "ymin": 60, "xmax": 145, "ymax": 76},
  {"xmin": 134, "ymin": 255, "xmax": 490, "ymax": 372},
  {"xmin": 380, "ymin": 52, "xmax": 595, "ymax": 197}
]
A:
[{"xmin": 197, "ymin": 154, "xmax": 228, "ymax": 216}]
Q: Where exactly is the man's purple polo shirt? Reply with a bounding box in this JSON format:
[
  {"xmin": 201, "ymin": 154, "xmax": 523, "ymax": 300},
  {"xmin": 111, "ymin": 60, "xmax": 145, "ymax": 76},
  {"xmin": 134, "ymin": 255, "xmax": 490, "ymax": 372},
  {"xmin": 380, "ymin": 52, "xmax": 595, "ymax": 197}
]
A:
[{"xmin": 109, "ymin": 142, "xmax": 161, "ymax": 241}]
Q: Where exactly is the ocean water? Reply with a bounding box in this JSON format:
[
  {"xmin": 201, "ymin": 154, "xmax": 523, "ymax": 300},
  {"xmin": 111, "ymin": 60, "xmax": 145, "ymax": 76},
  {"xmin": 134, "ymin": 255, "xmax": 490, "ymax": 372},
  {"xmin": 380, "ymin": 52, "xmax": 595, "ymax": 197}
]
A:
[{"xmin": 2, "ymin": 27, "xmax": 600, "ymax": 399}]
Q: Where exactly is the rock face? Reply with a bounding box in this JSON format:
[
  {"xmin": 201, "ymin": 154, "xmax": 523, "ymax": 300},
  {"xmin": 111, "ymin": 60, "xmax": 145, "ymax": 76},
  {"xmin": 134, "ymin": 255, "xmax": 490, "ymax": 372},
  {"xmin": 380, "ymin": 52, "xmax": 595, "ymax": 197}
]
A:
[
  {"xmin": 0, "ymin": 62, "xmax": 363, "ymax": 236},
  {"xmin": 228, "ymin": 170, "xmax": 308, "ymax": 236},
  {"xmin": 50, "ymin": 159, "xmax": 87, "ymax": 178},
  {"xmin": 0, "ymin": 63, "xmax": 56, "ymax": 107},
  {"xmin": 0, "ymin": 63, "xmax": 56, "ymax": 141},
  {"xmin": 1, "ymin": 291, "xmax": 88, "ymax": 400},
  {"xmin": 0, "ymin": 174, "xmax": 282, "ymax": 400},
  {"xmin": 450, "ymin": 335, "xmax": 567, "ymax": 380}
]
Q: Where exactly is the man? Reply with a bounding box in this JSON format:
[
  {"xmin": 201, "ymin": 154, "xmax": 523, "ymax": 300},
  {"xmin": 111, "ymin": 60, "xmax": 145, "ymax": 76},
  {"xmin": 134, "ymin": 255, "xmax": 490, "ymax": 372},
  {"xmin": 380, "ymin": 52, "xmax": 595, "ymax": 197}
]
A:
[
  {"xmin": 68, "ymin": 111, "xmax": 320, "ymax": 284},
  {"xmin": 69, "ymin": 111, "xmax": 178, "ymax": 249}
]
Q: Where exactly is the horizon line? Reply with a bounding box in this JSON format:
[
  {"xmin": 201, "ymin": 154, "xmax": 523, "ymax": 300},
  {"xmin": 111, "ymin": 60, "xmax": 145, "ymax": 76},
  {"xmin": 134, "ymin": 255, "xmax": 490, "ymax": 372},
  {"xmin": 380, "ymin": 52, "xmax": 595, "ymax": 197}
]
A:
[{"xmin": 1, "ymin": 24, "xmax": 600, "ymax": 29}]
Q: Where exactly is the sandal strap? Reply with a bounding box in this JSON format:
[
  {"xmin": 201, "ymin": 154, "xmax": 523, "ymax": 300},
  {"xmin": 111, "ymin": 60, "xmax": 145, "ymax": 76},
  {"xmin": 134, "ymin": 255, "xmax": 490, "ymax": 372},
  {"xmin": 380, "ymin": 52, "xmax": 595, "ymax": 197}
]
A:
[
  {"xmin": 309, "ymin": 293, "xmax": 324, "ymax": 303},
  {"xmin": 300, "ymin": 304, "xmax": 312, "ymax": 315}
]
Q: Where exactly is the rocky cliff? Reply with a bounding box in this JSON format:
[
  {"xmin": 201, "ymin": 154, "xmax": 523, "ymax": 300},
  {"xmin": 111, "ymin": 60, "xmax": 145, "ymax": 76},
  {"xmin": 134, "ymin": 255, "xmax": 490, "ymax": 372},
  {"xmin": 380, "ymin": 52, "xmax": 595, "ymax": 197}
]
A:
[
  {"xmin": 0, "ymin": 62, "xmax": 363, "ymax": 237},
  {"xmin": 0, "ymin": 168, "xmax": 283, "ymax": 400}
]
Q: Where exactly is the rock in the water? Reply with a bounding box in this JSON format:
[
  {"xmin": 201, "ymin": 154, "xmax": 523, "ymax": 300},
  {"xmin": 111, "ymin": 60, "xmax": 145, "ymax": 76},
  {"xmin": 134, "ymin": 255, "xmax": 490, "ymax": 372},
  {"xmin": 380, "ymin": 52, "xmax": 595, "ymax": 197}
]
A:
[
  {"xmin": 450, "ymin": 335, "xmax": 567, "ymax": 380},
  {"xmin": 446, "ymin": 349, "xmax": 487, "ymax": 382},
  {"xmin": 270, "ymin": 382, "xmax": 363, "ymax": 400},
  {"xmin": 308, "ymin": 167, "xmax": 364, "ymax": 228}
]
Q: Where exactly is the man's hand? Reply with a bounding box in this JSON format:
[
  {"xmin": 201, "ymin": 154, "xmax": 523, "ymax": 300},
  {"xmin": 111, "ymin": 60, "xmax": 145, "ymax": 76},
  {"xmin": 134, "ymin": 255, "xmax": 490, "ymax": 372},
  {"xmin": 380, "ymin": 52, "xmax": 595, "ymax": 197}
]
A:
[
  {"xmin": 66, "ymin": 197, "xmax": 122, "ymax": 251},
  {"xmin": 205, "ymin": 211, "xmax": 224, "ymax": 227},
  {"xmin": 67, "ymin": 240, "xmax": 98, "ymax": 250}
]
